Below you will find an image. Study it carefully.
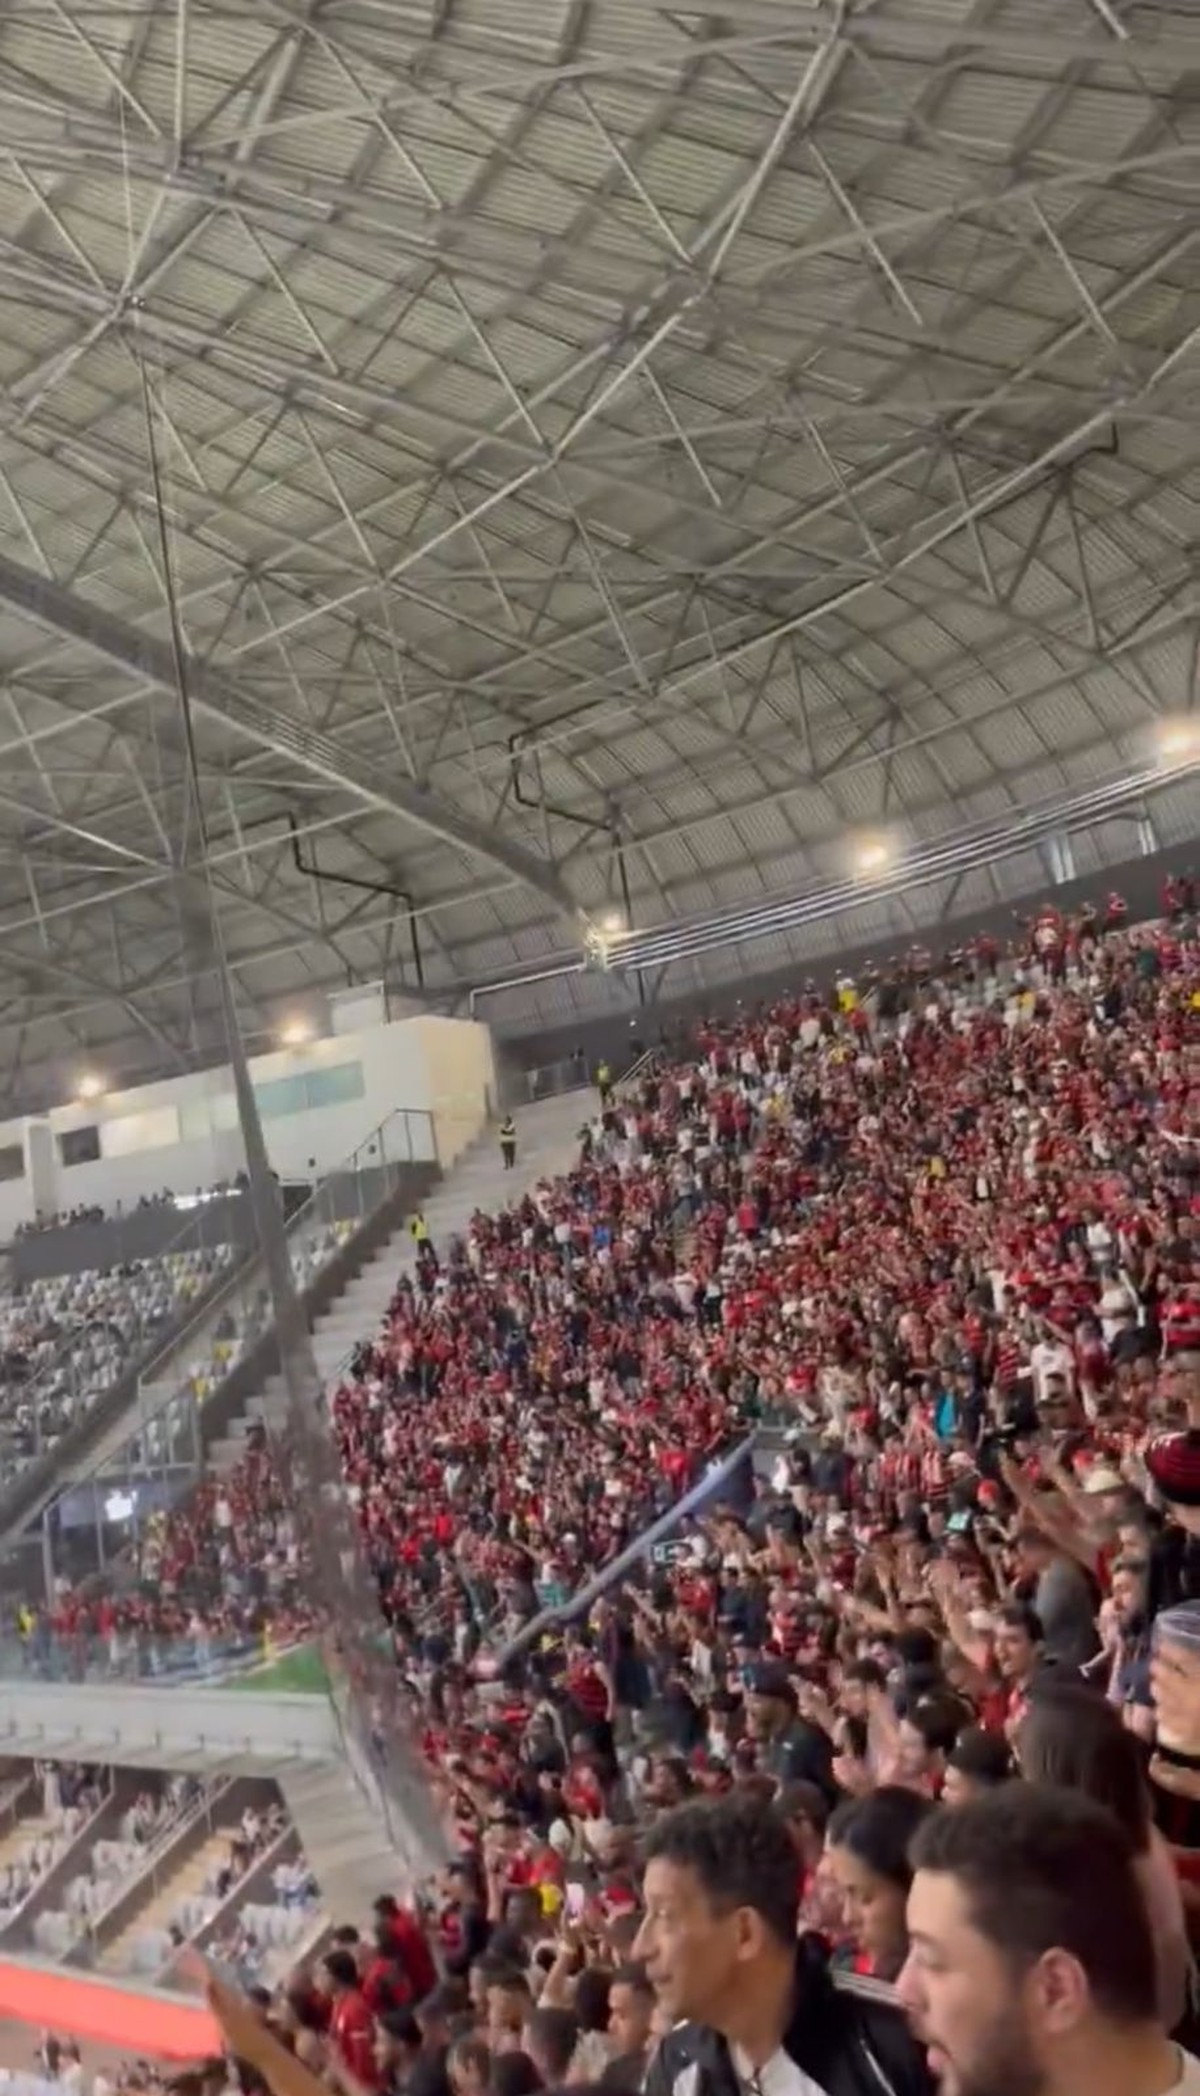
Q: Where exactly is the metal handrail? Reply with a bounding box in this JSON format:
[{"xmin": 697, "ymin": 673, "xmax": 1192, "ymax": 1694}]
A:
[
  {"xmin": 158, "ymin": 1819, "xmax": 300, "ymax": 1990},
  {"xmin": 0, "ymin": 1105, "xmax": 435, "ymax": 1551},
  {"xmin": 77, "ymin": 1778, "xmax": 233, "ymax": 1958},
  {"xmin": 2, "ymin": 1202, "xmax": 237, "ymax": 1458},
  {"xmin": 615, "ymin": 1044, "xmax": 665, "ymax": 1092},
  {"xmin": 0, "ymin": 1770, "xmax": 115, "ymax": 1945},
  {"xmin": 491, "ymin": 1430, "xmax": 757, "ymax": 1668},
  {"xmin": 133, "ymin": 1103, "xmax": 433, "ymax": 1394},
  {"xmin": 129, "ymin": 1100, "xmax": 432, "ymax": 1419},
  {"xmin": 603, "ymin": 758, "xmax": 1200, "ymax": 973}
]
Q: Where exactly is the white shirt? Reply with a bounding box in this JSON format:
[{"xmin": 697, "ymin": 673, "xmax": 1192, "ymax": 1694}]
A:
[
  {"xmin": 729, "ymin": 2044, "xmax": 831, "ymax": 2096},
  {"xmin": 1030, "ymin": 1338, "xmax": 1074, "ymax": 1404},
  {"xmin": 1168, "ymin": 2048, "xmax": 1200, "ymax": 2096}
]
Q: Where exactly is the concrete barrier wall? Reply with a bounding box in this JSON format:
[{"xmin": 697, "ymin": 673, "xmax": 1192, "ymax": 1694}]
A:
[
  {"xmin": 0, "ymin": 1682, "xmax": 341, "ymax": 1764},
  {"xmin": 0, "ymin": 1954, "xmax": 221, "ymax": 2053},
  {"xmin": 10, "ymin": 1188, "xmax": 310, "ymax": 1284}
]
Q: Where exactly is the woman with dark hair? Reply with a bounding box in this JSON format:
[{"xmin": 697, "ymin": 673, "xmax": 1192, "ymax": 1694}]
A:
[
  {"xmin": 1016, "ymin": 1680, "xmax": 1191, "ymax": 2030},
  {"xmin": 825, "ymin": 1785, "xmax": 935, "ymax": 1982}
]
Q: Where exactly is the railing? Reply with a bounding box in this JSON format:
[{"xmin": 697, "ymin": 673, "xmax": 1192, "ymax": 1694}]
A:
[
  {"xmin": 0, "ymin": 1769, "xmax": 36, "ymax": 1842},
  {"xmin": 519, "ymin": 1053, "xmax": 593, "ymax": 1103},
  {"xmin": 616, "ymin": 1044, "xmax": 665, "ymax": 1094},
  {"xmin": 0, "ymin": 1201, "xmax": 241, "ymax": 1471},
  {"xmin": 0, "ymin": 1772, "xmax": 115, "ymax": 1947},
  {"xmin": 8, "ymin": 1192, "xmax": 285, "ymax": 1287},
  {"xmin": 162, "ymin": 1819, "xmax": 301, "ymax": 1995},
  {"xmin": 490, "ymin": 1431, "xmax": 758, "ymax": 1670},
  {"xmin": 69, "ymin": 1778, "xmax": 233, "ymax": 1968},
  {"xmin": 0, "ymin": 1628, "xmax": 272, "ymax": 1687},
  {"xmin": 0, "ymin": 1105, "xmax": 437, "ymax": 1570},
  {"xmin": 499, "ymin": 1038, "xmax": 661, "ymax": 1110}
]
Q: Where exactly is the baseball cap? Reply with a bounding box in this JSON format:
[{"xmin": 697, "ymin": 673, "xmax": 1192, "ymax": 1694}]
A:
[
  {"xmin": 748, "ymin": 1661, "xmax": 796, "ymax": 1704},
  {"xmin": 1145, "ymin": 1431, "xmax": 1200, "ymax": 1508}
]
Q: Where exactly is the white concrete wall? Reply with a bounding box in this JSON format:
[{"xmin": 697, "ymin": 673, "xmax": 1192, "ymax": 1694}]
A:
[
  {"xmin": 409, "ymin": 1015, "xmax": 497, "ymax": 1166},
  {"xmin": 0, "ymin": 1014, "xmax": 495, "ymax": 1235}
]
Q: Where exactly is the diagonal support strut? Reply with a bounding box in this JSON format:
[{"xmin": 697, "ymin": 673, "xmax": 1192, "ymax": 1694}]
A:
[{"xmin": 0, "ymin": 549, "xmax": 583, "ymax": 932}]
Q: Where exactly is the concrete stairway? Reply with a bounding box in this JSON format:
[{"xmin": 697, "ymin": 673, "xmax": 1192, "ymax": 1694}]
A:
[
  {"xmin": 98, "ymin": 1828, "xmax": 232, "ymax": 1975},
  {"xmin": 0, "ymin": 1810, "xmax": 59, "ymax": 1876},
  {"xmin": 209, "ymin": 1091, "xmax": 589, "ymax": 1470},
  {"xmin": 219, "ymin": 1093, "xmax": 593, "ymax": 1902},
  {"xmin": 277, "ymin": 1757, "xmax": 419, "ymax": 1925}
]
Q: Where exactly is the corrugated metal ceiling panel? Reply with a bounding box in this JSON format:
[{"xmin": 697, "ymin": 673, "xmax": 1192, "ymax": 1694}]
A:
[{"xmin": 0, "ymin": 0, "xmax": 1190, "ymax": 1081}]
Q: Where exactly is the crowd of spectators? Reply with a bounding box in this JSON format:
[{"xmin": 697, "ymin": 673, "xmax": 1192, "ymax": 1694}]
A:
[
  {"xmin": 0, "ymin": 1200, "xmax": 355, "ymax": 1558},
  {"xmin": 15, "ymin": 1207, "xmax": 108, "ymax": 1239},
  {"xmin": 6, "ymin": 878, "xmax": 1200, "ymax": 2096},
  {"xmin": 131, "ymin": 890, "xmax": 1200, "ymax": 2096},
  {"xmin": 13, "ymin": 1175, "xmax": 259, "ymax": 1240},
  {"xmin": 0, "ymin": 1247, "xmax": 234, "ymax": 1476},
  {"xmin": 43, "ymin": 883, "xmax": 1191, "ymax": 1664}
]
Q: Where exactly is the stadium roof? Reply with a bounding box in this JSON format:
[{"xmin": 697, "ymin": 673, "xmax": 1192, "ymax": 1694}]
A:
[{"xmin": 0, "ymin": 0, "xmax": 1196, "ymax": 1103}]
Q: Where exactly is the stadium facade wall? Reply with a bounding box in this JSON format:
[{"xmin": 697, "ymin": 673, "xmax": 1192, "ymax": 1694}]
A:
[
  {"xmin": 0, "ymin": 1014, "xmax": 494, "ymax": 1237},
  {"xmin": 0, "ymin": 1680, "xmax": 342, "ymax": 1763}
]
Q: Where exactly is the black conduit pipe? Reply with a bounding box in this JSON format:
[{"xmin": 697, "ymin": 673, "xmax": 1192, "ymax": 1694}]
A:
[{"xmin": 287, "ymin": 815, "xmax": 424, "ymax": 990}]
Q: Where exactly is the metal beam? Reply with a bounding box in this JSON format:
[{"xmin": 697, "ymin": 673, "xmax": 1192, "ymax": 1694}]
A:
[{"xmin": 0, "ymin": 549, "xmax": 583, "ymax": 930}]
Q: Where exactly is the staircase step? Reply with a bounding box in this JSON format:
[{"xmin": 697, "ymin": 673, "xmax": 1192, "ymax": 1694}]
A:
[
  {"xmin": 278, "ymin": 1760, "xmax": 432, "ymax": 1921},
  {"xmin": 98, "ymin": 1828, "xmax": 234, "ymax": 1975},
  {"xmin": 205, "ymin": 1093, "xmax": 588, "ymax": 1498}
]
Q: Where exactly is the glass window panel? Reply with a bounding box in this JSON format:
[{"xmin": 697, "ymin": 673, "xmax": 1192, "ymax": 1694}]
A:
[
  {"xmin": 101, "ymin": 1107, "xmax": 180, "ymax": 1157},
  {"xmin": 304, "ymin": 1062, "xmax": 365, "ymax": 1109},
  {"xmin": 254, "ymin": 1075, "xmax": 309, "ymax": 1120},
  {"xmin": 59, "ymin": 1125, "xmax": 101, "ymax": 1166}
]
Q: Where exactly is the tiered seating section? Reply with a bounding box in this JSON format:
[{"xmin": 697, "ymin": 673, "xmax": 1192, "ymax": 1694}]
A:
[
  {"xmin": 165, "ymin": 1218, "xmax": 354, "ymax": 1412},
  {"xmin": 0, "ymin": 884, "xmax": 1193, "ymax": 2069},
  {"xmin": 0, "ymin": 1759, "xmax": 314, "ymax": 1990},
  {"xmin": 3, "ymin": 894, "xmax": 1191, "ymax": 1690},
  {"xmin": 0, "ymin": 1248, "xmax": 233, "ymax": 1475}
]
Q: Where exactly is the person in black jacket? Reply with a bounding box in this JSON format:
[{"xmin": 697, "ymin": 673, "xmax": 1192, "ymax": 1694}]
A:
[
  {"xmin": 746, "ymin": 1663, "xmax": 838, "ymax": 1806},
  {"xmin": 637, "ymin": 1794, "xmax": 933, "ymax": 2096}
]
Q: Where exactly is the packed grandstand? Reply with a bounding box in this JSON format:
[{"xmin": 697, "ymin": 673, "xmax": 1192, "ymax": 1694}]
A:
[
  {"xmin": 18, "ymin": 886, "xmax": 1198, "ymax": 1662},
  {"xmin": 0, "ymin": 1248, "xmax": 234, "ymax": 1475},
  {"xmin": 0, "ymin": 0, "xmax": 1196, "ymax": 2083},
  {"xmin": 0, "ymin": 1216, "xmax": 357, "ymax": 1488},
  {"xmin": 2, "ymin": 880, "xmax": 1199, "ymax": 2096}
]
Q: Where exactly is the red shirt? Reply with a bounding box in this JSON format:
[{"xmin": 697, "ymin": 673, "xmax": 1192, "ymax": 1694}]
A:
[
  {"xmin": 567, "ymin": 1663, "xmax": 609, "ymax": 1723},
  {"xmin": 330, "ymin": 1990, "xmax": 379, "ymax": 2087},
  {"xmin": 362, "ymin": 1955, "xmax": 408, "ymax": 2015},
  {"xmin": 976, "ymin": 1682, "xmax": 1013, "ymax": 1736},
  {"xmin": 381, "ymin": 1908, "xmax": 436, "ymax": 2000}
]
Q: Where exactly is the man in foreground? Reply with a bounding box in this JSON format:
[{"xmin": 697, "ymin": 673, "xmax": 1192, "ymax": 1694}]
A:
[
  {"xmin": 637, "ymin": 1794, "xmax": 933, "ymax": 2096},
  {"xmin": 898, "ymin": 1786, "xmax": 1200, "ymax": 2096}
]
